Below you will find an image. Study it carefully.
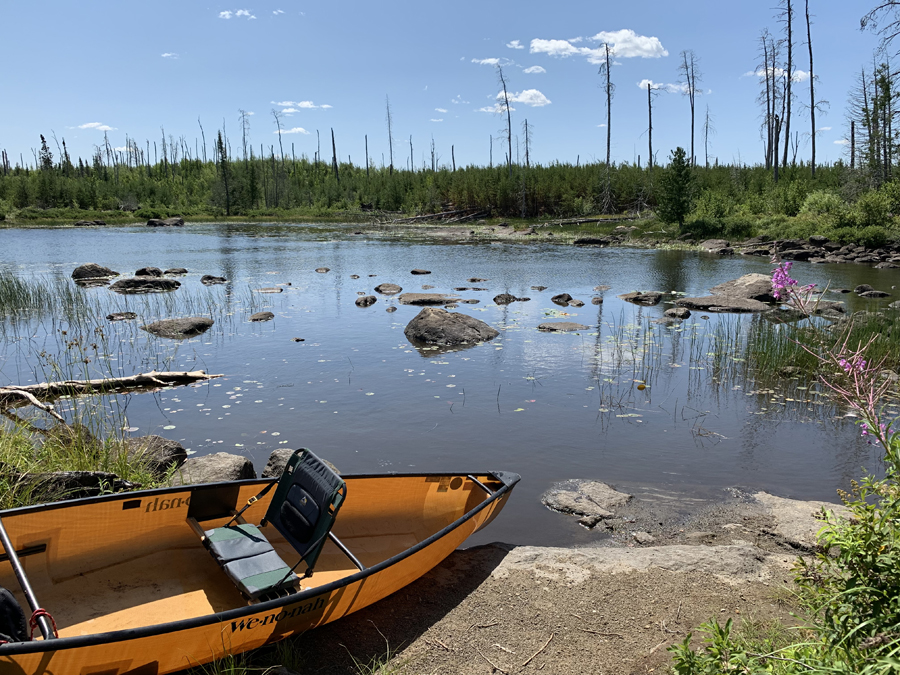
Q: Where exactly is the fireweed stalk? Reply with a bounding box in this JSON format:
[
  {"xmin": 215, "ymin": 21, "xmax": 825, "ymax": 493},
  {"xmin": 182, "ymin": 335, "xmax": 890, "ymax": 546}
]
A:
[{"xmin": 771, "ymin": 256, "xmax": 819, "ymax": 314}]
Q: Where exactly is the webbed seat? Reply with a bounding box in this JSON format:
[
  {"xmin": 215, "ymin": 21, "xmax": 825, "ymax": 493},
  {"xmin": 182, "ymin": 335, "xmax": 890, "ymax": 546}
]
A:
[{"xmin": 194, "ymin": 448, "xmax": 346, "ymax": 601}]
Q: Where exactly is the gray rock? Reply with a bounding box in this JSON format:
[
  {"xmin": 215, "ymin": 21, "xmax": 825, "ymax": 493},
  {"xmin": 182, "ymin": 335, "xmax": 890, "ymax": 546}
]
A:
[
  {"xmin": 375, "ymin": 283, "xmax": 403, "ymax": 295},
  {"xmin": 386, "ymin": 306, "xmax": 397, "ymax": 313},
  {"xmin": 753, "ymin": 491, "xmax": 848, "ymax": 550},
  {"xmin": 140, "ymin": 317, "xmax": 214, "ymax": 339},
  {"xmin": 12, "ymin": 471, "xmax": 136, "ymax": 501},
  {"xmin": 619, "ymin": 291, "xmax": 663, "ymax": 306},
  {"xmin": 123, "ymin": 435, "xmax": 187, "ymax": 477},
  {"xmin": 262, "ymin": 449, "xmax": 340, "ymax": 479},
  {"xmin": 699, "ymin": 239, "xmax": 730, "ymax": 252},
  {"xmin": 676, "ymin": 296, "xmax": 769, "ymax": 313},
  {"xmin": 664, "ymin": 307, "xmax": 691, "ymax": 319},
  {"xmin": 250, "ymin": 311, "xmax": 275, "ymax": 322},
  {"xmin": 538, "ymin": 322, "xmax": 589, "ymax": 332},
  {"xmin": 542, "ymin": 480, "xmax": 632, "ymax": 519},
  {"xmin": 398, "ymin": 293, "xmax": 455, "ymax": 306},
  {"xmin": 633, "ymin": 532, "xmax": 656, "ymax": 545},
  {"xmin": 685, "ymin": 531, "xmax": 717, "ymax": 544},
  {"xmin": 810, "ymin": 301, "xmax": 846, "ymax": 315},
  {"xmin": 568, "ymin": 299, "xmax": 585, "ymax": 307},
  {"xmin": 315, "ymin": 267, "xmax": 330, "ymax": 273},
  {"xmin": 551, "ymin": 293, "xmax": 573, "ymax": 306},
  {"xmin": 531, "ymin": 286, "xmax": 548, "ymax": 291},
  {"xmin": 72, "ymin": 263, "xmax": 119, "ymax": 280},
  {"xmin": 410, "ymin": 269, "xmax": 431, "ymax": 275},
  {"xmin": 573, "ymin": 237, "xmax": 615, "ymax": 246},
  {"xmin": 170, "ymin": 452, "xmax": 255, "ymax": 486},
  {"xmin": 808, "ymin": 235, "xmax": 828, "ymax": 247},
  {"xmin": 74, "ymin": 220, "xmax": 106, "ymax": 227},
  {"xmin": 709, "ymin": 274, "xmax": 777, "ymax": 302},
  {"xmin": 109, "ymin": 277, "xmax": 181, "ymax": 294},
  {"xmin": 591, "ymin": 297, "xmax": 604, "ymax": 305},
  {"xmin": 135, "ymin": 267, "xmax": 163, "ymax": 277},
  {"xmin": 107, "ymin": 312, "xmax": 137, "ymax": 321},
  {"xmin": 854, "ymin": 284, "xmax": 874, "ymax": 294},
  {"xmin": 165, "ymin": 268, "xmax": 188, "ymax": 276},
  {"xmin": 859, "ymin": 290, "xmax": 891, "ymax": 298},
  {"xmin": 494, "ymin": 293, "xmax": 518, "ymax": 305},
  {"xmin": 200, "ymin": 275, "xmax": 227, "ymax": 285},
  {"xmin": 468, "ymin": 278, "xmax": 488, "ymax": 282},
  {"xmin": 147, "ymin": 217, "xmax": 184, "ymax": 227},
  {"xmin": 404, "ymin": 307, "xmax": 499, "ymax": 345},
  {"xmin": 355, "ymin": 295, "xmax": 377, "ymax": 307},
  {"xmin": 255, "ymin": 287, "xmax": 283, "ymax": 294},
  {"xmin": 875, "ymin": 262, "xmax": 900, "ymax": 269},
  {"xmin": 593, "ymin": 285, "xmax": 611, "ymax": 291}
]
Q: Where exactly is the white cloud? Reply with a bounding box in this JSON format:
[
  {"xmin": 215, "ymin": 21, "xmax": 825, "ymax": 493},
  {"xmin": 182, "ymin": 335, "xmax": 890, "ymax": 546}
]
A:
[
  {"xmin": 114, "ymin": 146, "xmax": 137, "ymax": 153},
  {"xmin": 746, "ymin": 67, "xmax": 810, "ymax": 83},
  {"xmin": 597, "ymin": 123, "xmax": 607, "ymax": 127},
  {"xmin": 77, "ymin": 122, "xmax": 116, "ymax": 131},
  {"xmin": 272, "ymin": 100, "xmax": 331, "ymax": 110},
  {"xmin": 479, "ymin": 103, "xmax": 515, "ymax": 113},
  {"xmin": 273, "ymin": 9, "xmax": 284, "ymax": 14},
  {"xmin": 435, "ymin": 108, "xmax": 448, "ymax": 113},
  {"xmin": 219, "ymin": 9, "xmax": 255, "ymax": 19},
  {"xmin": 818, "ymin": 126, "xmax": 832, "ymax": 131},
  {"xmin": 591, "ymin": 29, "xmax": 668, "ymax": 58},
  {"xmin": 637, "ymin": 78, "xmax": 687, "ymax": 94},
  {"xmin": 471, "ymin": 57, "xmax": 514, "ymax": 66},
  {"xmin": 452, "ymin": 95, "xmax": 469, "ymax": 104},
  {"xmin": 834, "ymin": 139, "xmax": 850, "ymax": 145},
  {"xmin": 505, "ymin": 88, "xmax": 551, "ymax": 106},
  {"xmin": 276, "ymin": 127, "xmax": 310, "ymax": 135},
  {"xmin": 507, "ymin": 40, "xmax": 524, "ymax": 50},
  {"xmin": 430, "ymin": 118, "xmax": 444, "ymax": 122},
  {"xmin": 161, "ymin": 52, "xmax": 179, "ymax": 59},
  {"xmin": 530, "ymin": 30, "xmax": 666, "ymax": 65},
  {"xmin": 524, "ymin": 65, "xmax": 546, "ymax": 74}
]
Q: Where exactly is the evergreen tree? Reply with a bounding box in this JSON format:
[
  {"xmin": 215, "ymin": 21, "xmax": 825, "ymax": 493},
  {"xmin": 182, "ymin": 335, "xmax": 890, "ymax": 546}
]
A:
[{"xmin": 657, "ymin": 147, "xmax": 693, "ymax": 227}]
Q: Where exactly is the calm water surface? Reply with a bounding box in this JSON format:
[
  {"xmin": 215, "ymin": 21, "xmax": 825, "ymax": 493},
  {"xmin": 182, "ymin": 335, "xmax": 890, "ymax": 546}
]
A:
[{"xmin": 2, "ymin": 223, "xmax": 898, "ymax": 546}]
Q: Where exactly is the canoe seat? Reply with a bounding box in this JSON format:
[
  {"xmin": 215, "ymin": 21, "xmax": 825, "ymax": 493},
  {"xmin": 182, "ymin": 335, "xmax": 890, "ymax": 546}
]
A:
[{"xmin": 193, "ymin": 449, "xmax": 347, "ymax": 602}]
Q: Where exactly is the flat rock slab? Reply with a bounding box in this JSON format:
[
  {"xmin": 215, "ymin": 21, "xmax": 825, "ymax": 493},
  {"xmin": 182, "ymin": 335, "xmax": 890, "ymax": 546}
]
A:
[
  {"xmin": 676, "ymin": 295, "xmax": 769, "ymax": 312},
  {"xmin": 140, "ymin": 317, "xmax": 214, "ymax": 339},
  {"xmin": 109, "ymin": 277, "xmax": 181, "ymax": 294},
  {"xmin": 538, "ymin": 322, "xmax": 589, "ymax": 332},
  {"xmin": 709, "ymin": 273, "xmax": 776, "ymax": 302},
  {"xmin": 493, "ymin": 543, "xmax": 778, "ymax": 585},
  {"xmin": 170, "ymin": 452, "xmax": 255, "ymax": 485},
  {"xmin": 72, "ymin": 263, "xmax": 119, "ymax": 280},
  {"xmin": 398, "ymin": 293, "xmax": 455, "ymax": 306},
  {"xmin": 542, "ymin": 480, "xmax": 632, "ymax": 519},
  {"xmin": 250, "ymin": 311, "xmax": 275, "ymax": 322},
  {"xmin": 165, "ymin": 268, "xmax": 187, "ymax": 276},
  {"xmin": 619, "ymin": 291, "xmax": 663, "ymax": 306},
  {"xmin": 404, "ymin": 307, "xmax": 499, "ymax": 345},
  {"xmin": 753, "ymin": 491, "xmax": 848, "ymax": 550}
]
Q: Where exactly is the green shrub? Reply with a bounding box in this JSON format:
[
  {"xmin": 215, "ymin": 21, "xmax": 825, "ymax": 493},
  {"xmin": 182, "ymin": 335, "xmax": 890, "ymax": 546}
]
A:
[
  {"xmin": 691, "ymin": 188, "xmax": 736, "ymax": 220},
  {"xmin": 852, "ymin": 189, "xmax": 892, "ymax": 228},
  {"xmin": 857, "ymin": 225, "xmax": 889, "ymax": 249},
  {"xmin": 798, "ymin": 190, "xmax": 846, "ymax": 216}
]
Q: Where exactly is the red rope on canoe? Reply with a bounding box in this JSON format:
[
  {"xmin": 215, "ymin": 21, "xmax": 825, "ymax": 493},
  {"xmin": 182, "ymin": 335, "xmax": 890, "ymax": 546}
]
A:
[{"xmin": 29, "ymin": 608, "xmax": 58, "ymax": 639}]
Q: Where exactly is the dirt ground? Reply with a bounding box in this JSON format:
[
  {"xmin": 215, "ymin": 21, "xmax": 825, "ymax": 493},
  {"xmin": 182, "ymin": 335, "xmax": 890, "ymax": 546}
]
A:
[{"xmin": 246, "ymin": 490, "xmax": 837, "ymax": 675}]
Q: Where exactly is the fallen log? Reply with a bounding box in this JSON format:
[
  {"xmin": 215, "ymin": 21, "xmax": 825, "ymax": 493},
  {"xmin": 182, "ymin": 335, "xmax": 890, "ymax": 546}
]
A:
[{"xmin": 0, "ymin": 370, "xmax": 224, "ymax": 407}]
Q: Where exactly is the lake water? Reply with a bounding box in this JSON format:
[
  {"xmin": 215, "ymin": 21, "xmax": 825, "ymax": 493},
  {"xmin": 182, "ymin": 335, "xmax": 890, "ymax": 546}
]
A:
[{"xmin": 1, "ymin": 223, "xmax": 898, "ymax": 546}]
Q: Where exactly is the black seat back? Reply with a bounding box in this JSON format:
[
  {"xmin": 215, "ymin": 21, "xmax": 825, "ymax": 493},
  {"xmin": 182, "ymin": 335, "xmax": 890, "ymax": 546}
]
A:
[{"xmin": 263, "ymin": 449, "xmax": 345, "ymax": 573}]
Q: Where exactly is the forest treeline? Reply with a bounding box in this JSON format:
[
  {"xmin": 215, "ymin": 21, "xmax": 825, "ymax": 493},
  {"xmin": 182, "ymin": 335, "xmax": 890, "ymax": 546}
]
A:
[{"xmin": 1, "ymin": 138, "xmax": 899, "ymax": 249}]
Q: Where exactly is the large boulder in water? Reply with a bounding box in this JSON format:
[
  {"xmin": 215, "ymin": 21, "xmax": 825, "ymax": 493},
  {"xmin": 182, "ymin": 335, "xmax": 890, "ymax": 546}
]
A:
[
  {"xmin": 709, "ymin": 274, "xmax": 777, "ymax": 303},
  {"xmin": 147, "ymin": 217, "xmax": 184, "ymax": 227},
  {"xmin": 404, "ymin": 307, "xmax": 499, "ymax": 345},
  {"xmin": 109, "ymin": 277, "xmax": 180, "ymax": 294},
  {"xmin": 140, "ymin": 317, "xmax": 213, "ymax": 339},
  {"xmin": 72, "ymin": 263, "xmax": 119, "ymax": 280}
]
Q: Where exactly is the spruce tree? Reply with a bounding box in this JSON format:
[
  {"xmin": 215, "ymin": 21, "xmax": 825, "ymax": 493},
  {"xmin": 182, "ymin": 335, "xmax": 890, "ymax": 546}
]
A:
[{"xmin": 657, "ymin": 147, "xmax": 693, "ymax": 227}]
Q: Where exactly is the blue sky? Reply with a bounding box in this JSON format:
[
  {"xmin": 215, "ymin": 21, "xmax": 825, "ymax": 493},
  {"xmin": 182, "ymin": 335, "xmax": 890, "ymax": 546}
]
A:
[{"xmin": 0, "ymin": 1, "xmax": 884, "ymax": 170}]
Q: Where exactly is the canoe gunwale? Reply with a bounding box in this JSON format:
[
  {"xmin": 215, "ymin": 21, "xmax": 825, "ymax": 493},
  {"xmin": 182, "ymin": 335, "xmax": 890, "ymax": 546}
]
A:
[{"xmin": 0, "ymin": 470, "xmax": 520, "ymax": 656}]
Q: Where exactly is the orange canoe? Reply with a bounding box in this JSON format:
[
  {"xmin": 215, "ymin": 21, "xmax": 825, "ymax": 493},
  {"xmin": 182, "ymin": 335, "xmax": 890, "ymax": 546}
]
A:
[{"xmin": 0, "ymin": 469, "xmax": 519, "ymax": 674}]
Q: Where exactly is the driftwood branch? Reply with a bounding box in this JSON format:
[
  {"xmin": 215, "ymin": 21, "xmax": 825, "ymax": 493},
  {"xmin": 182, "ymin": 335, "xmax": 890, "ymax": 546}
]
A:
[{"xmin": 0, "ymin": 370, "xmax": 224, "ymax": 407}]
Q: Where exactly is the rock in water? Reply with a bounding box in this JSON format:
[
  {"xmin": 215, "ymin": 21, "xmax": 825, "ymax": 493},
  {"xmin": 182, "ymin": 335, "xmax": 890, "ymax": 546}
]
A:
[
  {"xmin": 201, "ymin": 275, "xmax": 227, "ymax": 285},
  {"xmin": 165, "ymin": 268, "xmax": 188, "ymax": 276},
  {"xmin": 107, "ymin": 312, "xmax": 137, "ymax": 321},
  {"xmin": 109, "ymin": 277, "xmax": 181, "ymax": 294},
  {"xmin": 375, "ymin": 283, "xmax": 403, "ymax": 295},
  {"xmin": 355, "ymin": 295, "xmax": 377, "ymax": 307},
  {"xmin": 250, "ymin": 311, "xmax": 275, "ymax": 322},
  {"xmin": 146, "ymin": 217, "xmax": 184, "ymax": 227},
  {"xmin": 72, "ymin": 263, "xmax": 119, "ymax": 280},
  {"xmin": 709, "ymin": 274, "xmax": 777, "ymax": 303},
  {"xmin": 618, "ymin": 291, "xmax": 663, "ymax": 306},
  {"xmin": 398, "ymin": 293, "xmax": 455, "ymax": 306},
  {"xmin": 140, "ymin": 317, "xmax": 214, "ymax": 339},
  {"xmin": 410, "ymin": 269, "xmax": 431, "ymax": 275},
  {"xmin": 404, "ymin": 307, "xmax": 499, "ymax": 345},
  {"xmin": 538, "ymin": 322, "xmax": 589, "ymax": 332},
  {"xmin": 135, "ymin": 267, "xmax": 163, "ymax": 277}
]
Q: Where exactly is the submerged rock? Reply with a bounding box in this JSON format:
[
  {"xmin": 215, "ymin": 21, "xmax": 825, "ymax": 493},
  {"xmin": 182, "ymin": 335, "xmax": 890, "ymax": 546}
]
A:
[
  {"xmin": 398, "ymin": 293, "xmax": 455, "ymax": 306},
  {"xmin": 676, "ymin": 296, "xmax": 769, "ymax": 313},
  {"xmin": 542, "ymin": 480, "xmax": 632, "ymax": 521},
  {"xmin": 404, "ymin": 307, "xmax": 499, "ymax": 345},
  {"xmin": 538, "ymin": 322, "xmax": 589, "ymax": 332},
  {"xmin": 200, "ymin": 275, "xmax": 227, "ymax": 285},
  {"xmin": 109, "ymin": 277, "xmax": 181, "ymax": 294},
  {"xmin": 619, "ymin": 291, "xmax": 663, "ymax": 306},
  {"xmin": 140, "ymin": 317, "xmax": 214, "ymax": 339},
  {"xmin": 107, "ymin": 312, "xmax": 137, "ymax": 321}
]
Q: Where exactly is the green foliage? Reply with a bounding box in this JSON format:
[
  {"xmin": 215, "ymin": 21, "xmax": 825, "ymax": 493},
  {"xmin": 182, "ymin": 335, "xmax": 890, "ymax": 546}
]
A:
[
  {"xmin": 657, "ymin": 147, "xmax": 693, "ymax": 227},
  {"xmin": 852, "ymin": 189, "xmax": 893, "ymax": 228},
  {"xmin": 799, "ymin": 190, "xmax": 847, "ymax": 217}
]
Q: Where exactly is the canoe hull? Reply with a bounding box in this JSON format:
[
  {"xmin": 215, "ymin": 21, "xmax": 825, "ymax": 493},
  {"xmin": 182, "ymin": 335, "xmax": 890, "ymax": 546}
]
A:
[{"xmin": 0, "ymin": 471, "xmax": 517, "ymax": 675}]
